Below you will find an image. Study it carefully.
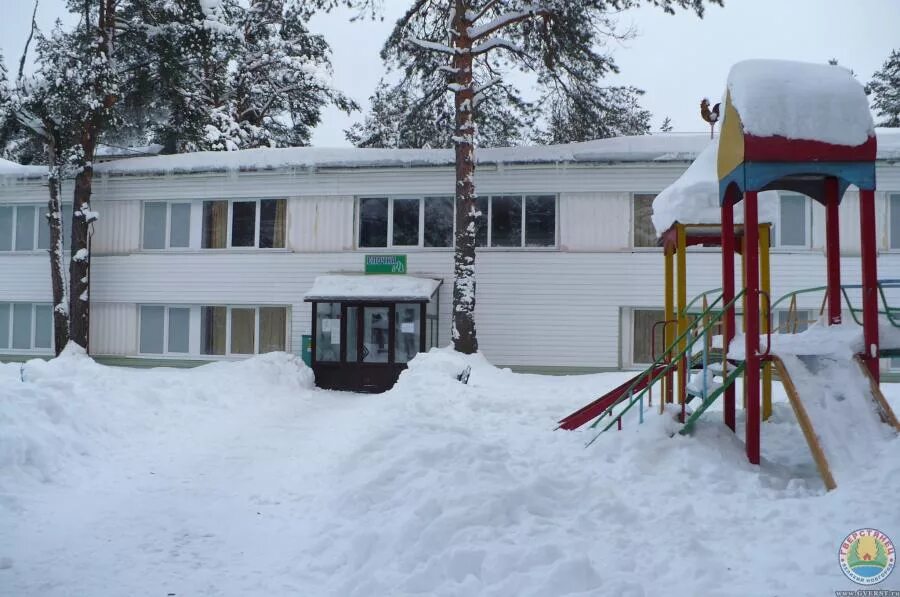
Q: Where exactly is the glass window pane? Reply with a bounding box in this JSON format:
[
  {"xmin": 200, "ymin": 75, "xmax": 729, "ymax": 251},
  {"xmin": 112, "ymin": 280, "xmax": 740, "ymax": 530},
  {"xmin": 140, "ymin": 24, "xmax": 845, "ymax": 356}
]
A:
[
  {"xmin": 34, "ymin": 305, "xmax": 52, "ymax": 349},
  {"xmin": 0, "ymin": 206, "xmax": 13, "ymax": 251},
  {"xmin": 62, "ymin": 205, "xmax": 72, "ymax": 252},
  {"xmin": 424, "ymin": 197, "xmax": 453, "ymax": 248},
  {"xmin": 892, "ymin": 357, "xmax": 900, "ymax": 370},
  {"xmin": 231, "ymin": 308, "xmax": 256, "ymax": 354},
  {"xmin": 231, "ymin": 202, "xmax": 257, "ymax": 248},
  {"xmin": 0, "ymin": 304, "xmax": 9, "ymax": 349},
  {"xmin": 392, "ymin": 198, "xmax": 420, "ymax": 246},
  {"xmin": 259, "ymin": 307, "xmax": 286, "ymax": 353},
  {"xmin": 395, "ymin": 303, "xmax": 420, "ymax": 363},
  {"xmin": 475, "ymin": 197, "xmax": 488, "ymax": 247},
  {"xmin": 139, "ymin": 305, "xmax": 165, "ymax": 354},
  {"xmin": 362, "ymin": 307, "xmax": 389, "ymax": 363},
  {"xmin": 525, "ymin": 196, "xmax": 555, "ymax": 247},
  {"xmin": 12, "ymin": 303, "xmax": 32, "ymax": 349},
  {"xmin": 202, "ymin": 201, "xmax": 227, "ymax": 249},
  {"xmin": 632, "ymin": 309, "xmax": 665, "ymax": 364},
  {"xmin": 259, "ymin": 199, "xmax": 286, "ymax": 249},
  {"xmin": 359, "ymin": 198, "xmax": 388, "ymax": 247},
  {"xmin": 167, "ymin": 307, "xmax": 190, "ymax": 353},
  {"xmin": 315, "ymin": 303, "xmax": 341, "ymax": 362},
  {"xmin": 345, "ymin": 306, "xmax": 359, "ymax": 362},
  {"xmin": 490, "ymin": 196, "xmax": 522, "ymax": 247},
  {"xmin": 633, "ymin": 194, "xmax": 657, "ymax": 248},
  {"xmin": 890, "ymin": 194, "xmax": 900, "ymax": 250},
  {"xmin": 15, "ymin": 206, "xmax": 35, "ymax": 251},
  {"xmin": 780, "ymin": 195, "xmax": 807, "ymax": 246},
  {"xmin": 169, "ymin": 203, "xmax": 191, "ymax": 248},
  {"xmin": 201, "ymin": 306, "xmax": 227, "ymax": 355},
  {"xmin": 37, "ymin": 207, "xmax": 50, "ymax": 250},
  {"xmin": 143, "ymin": 202, "xmax": 167, "ymax": 249}
]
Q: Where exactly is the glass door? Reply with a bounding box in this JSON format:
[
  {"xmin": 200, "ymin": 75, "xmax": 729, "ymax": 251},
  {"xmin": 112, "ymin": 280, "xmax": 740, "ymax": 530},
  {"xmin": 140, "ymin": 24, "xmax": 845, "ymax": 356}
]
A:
[{"xmin": 361, "ymin": 306, "xmax": 390, "ymax": 363}]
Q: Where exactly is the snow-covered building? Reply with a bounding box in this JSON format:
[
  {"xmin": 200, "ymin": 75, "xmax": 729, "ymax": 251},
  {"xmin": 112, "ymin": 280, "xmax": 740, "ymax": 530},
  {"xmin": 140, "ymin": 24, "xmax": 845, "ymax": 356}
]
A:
[{"xmin": 1, "ymin": 132, "xmax": 899, "ymax": 378}]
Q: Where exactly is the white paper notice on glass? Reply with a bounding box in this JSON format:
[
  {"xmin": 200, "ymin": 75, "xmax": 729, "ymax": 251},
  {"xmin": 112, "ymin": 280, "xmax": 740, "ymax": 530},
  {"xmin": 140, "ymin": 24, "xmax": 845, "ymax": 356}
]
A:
[
  {"xmin": 401, "ymin": 322, "xmax": 416, "ymax": 334},
  {"xmin": 328, "ymin": 320, "xmax": 341, "ymax": 344}
]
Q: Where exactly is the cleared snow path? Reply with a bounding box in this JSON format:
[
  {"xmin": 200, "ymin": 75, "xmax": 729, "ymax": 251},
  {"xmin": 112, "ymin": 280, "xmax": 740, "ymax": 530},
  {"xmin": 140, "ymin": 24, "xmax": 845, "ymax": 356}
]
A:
[{"xmin": 2, "ymin": 348, "xmax": 900, "ymax": 596}]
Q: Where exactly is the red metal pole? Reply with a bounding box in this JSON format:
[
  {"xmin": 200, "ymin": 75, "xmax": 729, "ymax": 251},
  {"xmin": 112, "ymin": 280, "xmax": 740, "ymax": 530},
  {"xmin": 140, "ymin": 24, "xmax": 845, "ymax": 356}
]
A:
[
  {"xmin": 744, "ymin": 191, "xmax": 761, "ymax": 465},
  {"xmin": 825, "ymin": 177, "xmax": 842, "ymax": 325},
  {"xmin": 859, "ymin": 189, "xmax": 880, "ymax": 383},
  {"xmin": 721, "ymin": 194, "xmax": 736, "ymax": 432}
]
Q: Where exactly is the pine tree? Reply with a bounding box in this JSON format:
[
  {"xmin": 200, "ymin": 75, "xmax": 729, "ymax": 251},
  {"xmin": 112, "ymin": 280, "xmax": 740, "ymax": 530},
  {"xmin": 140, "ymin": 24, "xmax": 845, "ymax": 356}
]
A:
[
  {"xmin": 868, "ymin": 49, "xmax": 900, "ymax": 127},
  {"xmin": 660, "ymin": 116, "xmax": 674, "ymax": 132},
  {"xmin": 347, "ymin": 0, "xmax": 721, "ymax": 354}
]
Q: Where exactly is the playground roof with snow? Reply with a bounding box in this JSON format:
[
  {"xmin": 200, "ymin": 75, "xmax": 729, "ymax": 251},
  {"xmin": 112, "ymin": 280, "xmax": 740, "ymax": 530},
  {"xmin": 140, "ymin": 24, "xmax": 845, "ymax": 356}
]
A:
[
  {"xmin": 304, "ymin": 274, "xmax": 441, "ymax": 302},
  {"xmin": 0, "ymin": 128, "xmax": 898, "ymax": 180}
]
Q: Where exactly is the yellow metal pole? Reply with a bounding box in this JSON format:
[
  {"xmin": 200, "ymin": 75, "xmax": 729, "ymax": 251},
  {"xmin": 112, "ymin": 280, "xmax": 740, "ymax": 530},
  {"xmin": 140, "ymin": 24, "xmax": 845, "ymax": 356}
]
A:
[
  {"xmin": 677, "ymin": 224, "xmax": 688, "ymax": 408},
  {"xmin": 664, "ymin": 243, "xmax": 675, "ymax": 414},
  {"xmin": 760, "ymin": 224, "xmax": 772, "ymax": 421}
]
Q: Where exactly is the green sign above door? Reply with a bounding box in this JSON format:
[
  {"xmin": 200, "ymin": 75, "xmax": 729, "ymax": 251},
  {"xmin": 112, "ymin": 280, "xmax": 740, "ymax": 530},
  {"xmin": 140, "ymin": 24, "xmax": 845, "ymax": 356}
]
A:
[{"xmin": 365, "ymin": 254, "xmax": 407, "ymax": 274}]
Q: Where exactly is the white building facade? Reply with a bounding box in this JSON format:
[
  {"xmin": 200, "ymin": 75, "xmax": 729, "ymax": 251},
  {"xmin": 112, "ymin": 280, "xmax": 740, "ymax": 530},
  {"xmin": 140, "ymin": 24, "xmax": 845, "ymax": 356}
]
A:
[{"xmin": 1, "ymin": 133, "xmax": 898, "ymax": 375}]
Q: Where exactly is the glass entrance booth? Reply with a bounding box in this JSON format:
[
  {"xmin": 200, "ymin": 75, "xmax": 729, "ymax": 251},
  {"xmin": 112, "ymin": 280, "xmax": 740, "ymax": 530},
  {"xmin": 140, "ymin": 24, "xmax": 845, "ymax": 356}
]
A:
[{"xmin": 304, "ymin": 274, "xmax": 442, "ymax": 392}]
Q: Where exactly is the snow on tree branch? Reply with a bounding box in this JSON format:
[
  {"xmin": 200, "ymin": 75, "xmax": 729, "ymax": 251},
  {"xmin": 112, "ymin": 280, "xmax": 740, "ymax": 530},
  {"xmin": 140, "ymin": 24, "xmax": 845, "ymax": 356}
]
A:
[
  {"xmin": 471, "ymin": 38, "xmax": 524, "ymax": 56},
  {"xmin": 407, "ymin": 36, "xmax": 458, "ymax": 55}
]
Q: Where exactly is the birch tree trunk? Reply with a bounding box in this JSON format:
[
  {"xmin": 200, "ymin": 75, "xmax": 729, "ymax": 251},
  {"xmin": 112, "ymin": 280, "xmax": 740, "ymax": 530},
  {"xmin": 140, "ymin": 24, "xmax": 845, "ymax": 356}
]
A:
[{"xmin": 451, "ymin": 1, "xmax": 478, "ymax": 354}]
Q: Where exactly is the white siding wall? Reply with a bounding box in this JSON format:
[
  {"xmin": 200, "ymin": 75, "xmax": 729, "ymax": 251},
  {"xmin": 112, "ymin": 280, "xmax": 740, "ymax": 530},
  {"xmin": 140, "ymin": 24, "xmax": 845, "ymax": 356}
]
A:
[
  {"xmin": 560, "ymin": 192, "xmax": 631, "ymax": 251},
  {"xmin": 289, "ymin": 195, "xmax": 354, "ymax": 251},
  {"xmin": 92, "ymin": 200, "xmax": 141, "ymax": 255},
  {"xmin": 90, "ymin": 302, "xmax": 137, "ymax": 355}
]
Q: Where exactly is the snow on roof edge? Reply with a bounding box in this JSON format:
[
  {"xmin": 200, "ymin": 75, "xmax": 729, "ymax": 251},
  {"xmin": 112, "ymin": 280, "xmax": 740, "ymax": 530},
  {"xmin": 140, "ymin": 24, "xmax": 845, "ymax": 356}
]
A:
[{"xmin": 304, "ymin": 274, "xmax": 442, "ymax": 302}]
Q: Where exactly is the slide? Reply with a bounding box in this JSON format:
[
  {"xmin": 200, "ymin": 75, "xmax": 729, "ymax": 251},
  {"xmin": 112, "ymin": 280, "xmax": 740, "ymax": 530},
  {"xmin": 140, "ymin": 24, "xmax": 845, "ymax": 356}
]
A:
[
  {"xmin": 558, "ymin": 366, "xmax": 666, "ymax": 430},
  {"xmin": 772, "ymin": 354, "xmax": 899, "ymax": 490}
]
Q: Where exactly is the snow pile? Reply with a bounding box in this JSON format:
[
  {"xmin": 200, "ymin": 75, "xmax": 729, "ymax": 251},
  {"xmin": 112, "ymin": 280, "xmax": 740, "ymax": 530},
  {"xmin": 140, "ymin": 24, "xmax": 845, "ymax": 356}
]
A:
[
  {"xmin": 651, "ymin": 137, "xmax": 778, "ymax": 235},
  {"xmin": 729, "ymin": 317, "xmax": 900, "ymax": 360},
  {"xmin": 2, "ymin": 346, "xmax": 900, "ymax": 595},
  {"xmin": 0, "ymin": 345, "xmax": 313, "ymax": 488},
  {"xmin": 305, "ymin": 274, "xmax": 441, "ymax": 301},
  {"xmin": 727, "ymin": 59, "xmax": 874, "ymax": 146}
]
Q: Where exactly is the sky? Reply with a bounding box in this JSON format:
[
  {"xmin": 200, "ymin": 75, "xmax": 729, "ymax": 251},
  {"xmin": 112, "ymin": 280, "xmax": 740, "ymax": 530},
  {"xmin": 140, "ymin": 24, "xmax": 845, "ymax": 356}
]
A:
[{"xmin": 1, "ymin": 0, "xmax": 898, "ymax": 148}]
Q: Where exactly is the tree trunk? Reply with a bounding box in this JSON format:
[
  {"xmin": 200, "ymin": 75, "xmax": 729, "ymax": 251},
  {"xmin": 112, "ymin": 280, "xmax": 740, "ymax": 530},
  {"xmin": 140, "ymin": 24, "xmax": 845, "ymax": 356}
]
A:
[
  {"xmin": 451, "ymin": 1, "xmax": 478, "ymax": 354},
  {"xmin": 68, "ymin": 129, "xmax": 96, "ymax": 350},
  {"xmin": 45, "ymin": 130, "xmax": 69, "ymax": 355}
]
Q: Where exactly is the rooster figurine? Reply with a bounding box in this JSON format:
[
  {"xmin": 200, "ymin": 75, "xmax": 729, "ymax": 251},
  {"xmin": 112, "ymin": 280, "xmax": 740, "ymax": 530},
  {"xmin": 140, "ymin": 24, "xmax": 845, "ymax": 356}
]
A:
[{"xmin": 700, "ymin": 98, "xmax": 720, "ymax": 139}]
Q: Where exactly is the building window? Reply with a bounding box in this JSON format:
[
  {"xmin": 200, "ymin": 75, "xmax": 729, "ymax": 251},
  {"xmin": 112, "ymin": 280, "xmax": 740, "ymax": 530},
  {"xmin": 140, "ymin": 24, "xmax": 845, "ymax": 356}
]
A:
[
  {"xmin": 0, "ymin": 302, "xmax": 53, "ymax": 351},
  {"xmin": 360, "ymin": 195, "xmax": 555, "ymax": 249},
  {"xmin": 632, "ymin": 194, "xmax": 658, "ymax": 248},
  {"xmin": 632, "ymin": 308, "xmax": 666, "ymax": 365},
  {"xmin": 891, "ymin": 357, "xmax": 900, "ymax": 371},
  {"xmin": 774, "ymin": 194, "xmax": 810, "ymax": 248},
  {"xmin": 0, "ymin": 205, "xmax": 70, "ymax": 252},
  {"xmin": 200, "ymin": 305, "xmax": 288, "ymax": 356},
  {"xmin": 201, "ymin": 199, "xmax": 285, "ymax": 249},
  {"xmin": 890, "ymin": 193, "xmax": 899, "ymax": 250},
  {"xmin": 143, "ymin": 202, "xmax": 191, "ymax": 249},
  {"xmin": 139, "ymin": 305, "xmax": 190, "ymax": 354},
  {"xmin": 775, "ymin": 309, "xmax": 814, "ymax": 334}
]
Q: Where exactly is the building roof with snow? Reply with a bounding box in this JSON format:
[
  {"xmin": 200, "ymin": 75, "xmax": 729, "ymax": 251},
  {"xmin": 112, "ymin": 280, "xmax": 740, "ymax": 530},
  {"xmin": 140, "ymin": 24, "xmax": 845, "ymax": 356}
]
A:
[
  {"xmin": 0, "ymin": 157, "xmax": 47, "ymax": 179},
  {"xmin": 304, "ymin": 275, "xmax": 441, "ymax": 302}
]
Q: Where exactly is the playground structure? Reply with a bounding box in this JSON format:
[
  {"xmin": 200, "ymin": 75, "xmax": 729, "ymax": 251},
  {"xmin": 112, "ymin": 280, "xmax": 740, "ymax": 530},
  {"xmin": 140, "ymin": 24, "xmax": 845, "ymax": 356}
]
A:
[{"xmin": 559, "ymin": 60, "xmax": 900, "ymax": 490}]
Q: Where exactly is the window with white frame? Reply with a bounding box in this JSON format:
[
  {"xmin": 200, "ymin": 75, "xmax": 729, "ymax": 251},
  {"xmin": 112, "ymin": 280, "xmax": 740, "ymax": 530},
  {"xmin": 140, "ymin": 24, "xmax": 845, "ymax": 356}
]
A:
[
  {"xmin": 0, "ymin": 302, "xmax": 53, "ymax": 351},
  {"xmin": 0, "ymin": 204, "xmax": 71, "ymax": 252},
  {"xmin": 142, "ymin": 202, "xmax": 191, "ymax": 249},
  {"xmin": 773, "ymin": 193, "xmax": 811, "ymax": 248},
  {"xmin": 139, "ymin": 304, "xmax": 288, "ymax": 356},
  {"xmin": 139, "ymin": 305, "xmax": 190, "ymax": 354},
  {"xmin": 891, "ymin": 357, "xmax": 899, "ymax": 371},
  {"xmin": 890, "ymin": 193, "xmax": 899, "ymax": 250},
  {"xmin": 200, "ymin": 305, "xmax": 287, "ymax": 356},
  {"xmin": 632, "ymin": 308, "xmax": 666, "ymax": 365},
  {"xmin": 775, "ymin": 309, "xmax": 815, "ymax": 334},
  {"xmin": 632, "ymin": 194, "xmax": 658, "ymax": 248},
  {"xmin": 358, "ymin": 195, "xmax": 555, "ymax": 249},
  {"xmin": 200, "ymin": 199, "xmax": 286, "ymax": 249}
]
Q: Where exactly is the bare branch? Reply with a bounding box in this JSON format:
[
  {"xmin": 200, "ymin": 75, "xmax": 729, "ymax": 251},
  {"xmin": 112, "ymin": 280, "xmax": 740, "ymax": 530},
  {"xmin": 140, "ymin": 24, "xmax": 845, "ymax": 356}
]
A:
[{"xmin": 17, "ymin": 0, "xmax": 39, "ymax": 83}]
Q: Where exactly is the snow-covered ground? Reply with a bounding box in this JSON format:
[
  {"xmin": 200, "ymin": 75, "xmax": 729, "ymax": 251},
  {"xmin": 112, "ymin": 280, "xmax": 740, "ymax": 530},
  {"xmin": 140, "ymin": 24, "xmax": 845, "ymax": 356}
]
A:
[{"xmin": 2, "ymin": 346, "xmax": 899, "ymax": 596}]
